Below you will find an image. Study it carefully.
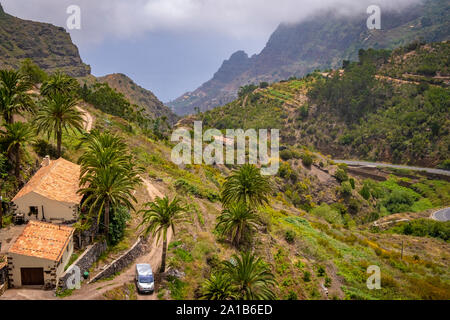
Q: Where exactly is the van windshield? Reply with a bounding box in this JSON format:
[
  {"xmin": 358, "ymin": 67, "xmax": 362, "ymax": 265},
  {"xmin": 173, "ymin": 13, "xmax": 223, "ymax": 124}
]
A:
[{"xmin": 139, "ymin": 275, "xmax": 154, "ymax": 283}]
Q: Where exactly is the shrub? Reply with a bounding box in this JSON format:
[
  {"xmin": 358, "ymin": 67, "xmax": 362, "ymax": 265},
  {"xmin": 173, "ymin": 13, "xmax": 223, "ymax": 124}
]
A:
[
  {"xmin": 335, "ymin": 168, "xmax": 348, "ymax": 182},
  {"xmin": 285, "ymin": 230, "xmax": 296, "ymax": 243},
  {"xmin": 360, "ymin": 183, "xmax": 371, "ymax": 200},
  {"xmin": 382, "ymin": 189, "xmax": 417, "ymax": 214},
  {"xmin": 302, "ymin": 154, "xmax": 313, "ymax": 167},
  {"xmin": 347, "ymin": 198, "xmax": 360, "ymax": 215},
  {"xmin": 280, "ymin": 149, "xmax": 293, "ymax": 161},
  {"xmin": 340, "ymin": 182, "xmax": 353, "ymax": 197},
  {"xmin": 285, "ymin": 290, "xmax": 298, "ymax": 300},
  {"xmin": 259, "ymin": 82, "xmax": 269, "ymax": 89},
  {"xmin": 317, "ymin": 266, "xmax": 326, "ymax": 277},
  {"xmin": 349, "ymin": 178, "xmax": 355, "ymax": 189},
  {"xmin": 438, "ymin": 160, "xmax": 450, "ymax": 171},
  {"xmin": 390, "ymin": 219, "xmax": 450, "ymax": 241},
  {"xmin": 109, "ymin": 206, "xmax": 131, "ymax": 245},
  {"xmin": 303, "ymin": 271, "xmax": 311, "ymax": 282}
]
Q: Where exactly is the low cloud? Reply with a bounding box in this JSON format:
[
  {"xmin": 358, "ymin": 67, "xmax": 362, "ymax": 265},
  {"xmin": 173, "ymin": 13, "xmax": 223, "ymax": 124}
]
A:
[{"xmin": 1, "ymin": 0, "xmax": 422, "ymax": 45}]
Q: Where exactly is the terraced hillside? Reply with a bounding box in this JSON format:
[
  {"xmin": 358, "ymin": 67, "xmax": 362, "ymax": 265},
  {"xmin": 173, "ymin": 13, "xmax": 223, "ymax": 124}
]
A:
[{"xmin": 200, "ymin": 42, "xmax": 450, "ymax": 168}]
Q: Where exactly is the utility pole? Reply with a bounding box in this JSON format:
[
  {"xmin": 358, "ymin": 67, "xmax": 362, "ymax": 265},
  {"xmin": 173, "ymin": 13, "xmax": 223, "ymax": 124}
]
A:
[{"xmin": 401, "ymin": 240, "xmax": 404, "ymax": 260}]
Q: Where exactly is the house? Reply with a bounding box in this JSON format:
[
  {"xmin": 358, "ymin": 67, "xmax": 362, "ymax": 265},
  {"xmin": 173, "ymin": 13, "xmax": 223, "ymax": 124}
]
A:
[
  {"xmin": 7, "ymin": 221, "xmax": 74, "ymax": 288},
  {"xmin": 12, "ymin": 157, "xmax": 82, "ymax": 224}
]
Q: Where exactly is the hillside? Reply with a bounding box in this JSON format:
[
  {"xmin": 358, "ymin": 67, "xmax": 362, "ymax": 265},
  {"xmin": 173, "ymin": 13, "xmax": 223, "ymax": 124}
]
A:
[
  {"xmin": 98, "ymin": 73, "xmax": 178, "ymax": 124},
  {"xmin": 169, "ymin": 0, "xmax": 450, "ymax": 115},
  {"xmin": 2, "ymin": 79, "xmax": 449, "ymax": 301},
  {"xmin": 199, "ymin": 41, "xmax": 450, "ymax": 168},
  {"xmin": 0, "ymin": 3, "xmax": 90, "ymax": 77}
]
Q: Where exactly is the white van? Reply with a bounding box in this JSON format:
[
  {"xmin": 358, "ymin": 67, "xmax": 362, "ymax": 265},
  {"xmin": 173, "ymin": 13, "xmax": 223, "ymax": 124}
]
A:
[{"xmin": 135, "ymin": 264, "xmax": 155, "ymax": 294}]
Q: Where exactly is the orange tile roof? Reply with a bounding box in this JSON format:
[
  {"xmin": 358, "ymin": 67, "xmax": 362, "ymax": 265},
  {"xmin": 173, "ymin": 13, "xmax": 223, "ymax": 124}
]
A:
[
  {"xmin": 12, "ymin": 158, "xmax": 82, "ymax": 204},
  {"xmin": 8, "ymin": 221, "xmax": 74, "ymax": 261}
]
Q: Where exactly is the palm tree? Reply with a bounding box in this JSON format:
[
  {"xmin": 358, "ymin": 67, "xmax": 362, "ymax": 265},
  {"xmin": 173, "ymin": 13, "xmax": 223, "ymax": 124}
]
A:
[
  {"xmin": 0, "ymin": 69, "xmax": 34, "ymax": 124},
  {"xmin": 36, "ymin": 93, "xmax": 84, "ymax": 158},
  {"xmin": 222, "ymin": 251, "xmax": 276, "ymax": 300},
  {"xmin": 78, "ymin": 165, "xmax": 141, "ymax": 236},
  {"xmin": 200, "ymin": 272, "xmax": 237, "ymax": 300},
  {"xmin": 139, "ymin": 196, "xmax": 187, "ymax": 273},
  {"xmin": 215, "ymin": 202, "xmax": 260, "ymax": 246},
  {"xmin": 221, "ymin": 164, "xmax": 271, "ymax": 209},
  {"xmin": 40, "ymin": 72, "xmax": 79, "ymax": 98},
  {"xmin": 77, "ymin": 130, "xmax": 131, "ymax": 182},
  {"xmin": 0, "ymin": 122, "xmax": 34, "ymax": 179}
]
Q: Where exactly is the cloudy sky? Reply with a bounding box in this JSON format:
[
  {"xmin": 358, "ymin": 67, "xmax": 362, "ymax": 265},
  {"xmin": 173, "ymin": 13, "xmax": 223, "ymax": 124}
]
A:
[{"xmin": 1, "ymin": 0, "xmax": 420, "ymax": 101}]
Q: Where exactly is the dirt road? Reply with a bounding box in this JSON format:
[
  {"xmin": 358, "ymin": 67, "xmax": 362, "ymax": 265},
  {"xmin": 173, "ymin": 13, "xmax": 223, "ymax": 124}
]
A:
[{"xmin": 76, "ymin": 106, "xmax": 94, "ymax": 132}]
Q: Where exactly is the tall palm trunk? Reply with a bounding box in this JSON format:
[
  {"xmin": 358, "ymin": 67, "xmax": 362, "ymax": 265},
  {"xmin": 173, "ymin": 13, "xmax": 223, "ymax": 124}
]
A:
[
  {"xmin": 160, "ymin": 234, "xmax": 168, "ymax": 273},
  {"xmin": 104, "ymin": 199, "xmax": 110, "ymax": 237},
  {"xmin": 0, "ymin": 197, "xmax": 3, "ymax": 229},
  {"xmin": 14, "ymin": 144, "xmax": 20, "ymax": 180},
  {"xmin": 57, "ymin": 126, "xmax": 62, "ymax": 158}
]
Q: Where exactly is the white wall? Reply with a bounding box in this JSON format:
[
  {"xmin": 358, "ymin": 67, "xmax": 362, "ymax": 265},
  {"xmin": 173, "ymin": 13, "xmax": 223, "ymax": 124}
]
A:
[
  {"xmin": 7, "ymin": 237, "xmax": 74, "ymax": 288},
  {"xmin": 13, "ymin": 192, "xmax": 78, "ymax": 223}
]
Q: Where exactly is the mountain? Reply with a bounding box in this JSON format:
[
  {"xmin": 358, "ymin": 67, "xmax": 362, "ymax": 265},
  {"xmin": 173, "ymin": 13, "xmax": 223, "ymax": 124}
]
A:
[
  {"xmin": 169, "ymin": 0, "xmax": 450, "ymax": 115},
  {"xmin": 97, "ymin": 73, "xmax": 178, "ymax": 124},
  {"xmin": 199, "ymin": 41, "xmax": 450, "ymax": 168},
  {"xmin": 0, "ymin": 3, "xmax": 90, "ymax": 77}
]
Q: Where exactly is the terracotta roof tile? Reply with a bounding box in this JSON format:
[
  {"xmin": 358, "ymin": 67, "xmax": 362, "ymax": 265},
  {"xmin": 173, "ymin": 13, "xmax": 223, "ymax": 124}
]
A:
[
  {"xmin": 12, "ymin": 158, "xmax": 82, "ymax": 204},
  {"xmin": 8, "ymin": 221, "xmax": 74, "ymax": 261}
]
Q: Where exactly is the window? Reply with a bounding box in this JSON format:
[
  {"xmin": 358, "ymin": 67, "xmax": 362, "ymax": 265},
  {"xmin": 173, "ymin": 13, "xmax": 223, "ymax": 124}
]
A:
[{"xmin": 29, "ymin": 206, "xmax": 38, "ymax": 217}]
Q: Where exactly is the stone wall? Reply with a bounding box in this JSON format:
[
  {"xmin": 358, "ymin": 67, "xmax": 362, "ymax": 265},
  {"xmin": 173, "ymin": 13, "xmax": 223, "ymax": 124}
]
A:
[
  {"xmin": 0, "ymin": 258, "xmax": 8, "ymax": 296},
  {"xmin": 89, "ymin": 238, "xmax": 146, "ymax": 283},
  {"xmin": 57, "ymin": 240, "xmax": 107, "ymax": 290}
]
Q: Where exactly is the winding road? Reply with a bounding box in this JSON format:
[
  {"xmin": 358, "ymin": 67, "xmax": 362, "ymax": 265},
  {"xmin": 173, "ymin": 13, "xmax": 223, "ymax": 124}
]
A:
[
  {"xmin": 432, "ymin": 208, "xmax": 450, "ymax": 222},
  {"xmin": 333, "ymin": 160, "xmax": 450, "ymax": 176}
]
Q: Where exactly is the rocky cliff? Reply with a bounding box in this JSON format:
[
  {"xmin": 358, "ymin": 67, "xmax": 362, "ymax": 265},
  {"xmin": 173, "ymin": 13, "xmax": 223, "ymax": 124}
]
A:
[{"xmin": 0, "ymin": 3, "xmax": 90, "ymax": 77}]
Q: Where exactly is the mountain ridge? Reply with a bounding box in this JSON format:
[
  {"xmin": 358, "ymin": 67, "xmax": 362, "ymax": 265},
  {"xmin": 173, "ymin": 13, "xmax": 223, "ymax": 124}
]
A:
[
  {"xmin": 0, "ymin": 3, "xmax": 90, "ymax": 77},
  {"xmin": 169, "ymin": 0, "xmax": 450, "ymax": 115},
  {"xmin": 97, "ymin": 73, "xmax": 178, "ymax": 124}
]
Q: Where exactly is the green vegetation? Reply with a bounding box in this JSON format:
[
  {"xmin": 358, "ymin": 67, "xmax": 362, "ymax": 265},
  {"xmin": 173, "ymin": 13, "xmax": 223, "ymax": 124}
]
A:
[
  {"xmin": 388, "ymin": 219, "xmax": 450, "ymax": 242},
  {"xmin": 78, "ymin": 130, "xmax": 143, "ymax": 238}
]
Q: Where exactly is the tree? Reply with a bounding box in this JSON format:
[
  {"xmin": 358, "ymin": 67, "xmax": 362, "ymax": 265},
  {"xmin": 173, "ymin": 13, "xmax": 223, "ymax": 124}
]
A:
[
  {"xmin": 19, "ymin": 59, "xmax": 48, "ymax": 84},
  {"xmin": 0, "ymin": 69, "xmax": 34, "ymax": 124},
  {"xmin": 0, "ymin": 122, "xmax": 34, "ymax": 179},
  {"xmin": 200, "ymin": 272, "xmax": 237, "ymax": 300},
  {"xmin": 36, "ymin": 93, "xmax": 84, "ymax": 157},
  {"xmin": 221, "ymin": 164, "xmax": 271, "ymax": 209},
  {"xmin": 78, "ymin": 131, "xmax": 142, "ymax": 237},
  {"xmin": 215, "ymin": 202, "xmax": 259, "ymax": 246},
  {"xmin": 78, "ymin": 130, "xmax": 132, "ymax": 183},
  {"xmin": 139, "ymin": 196, "xmax": 187, "ymax": 273},
  {"xmin": 40, "ymin": 72, "xmax": 79, "ymax": 98},
  {"xmin": 78, "ymin": 165, "xmax": 140, "ymax": 237},
  {"xmin": 222, "ymin": 252, "xmax": 275, "ymax": 300}
]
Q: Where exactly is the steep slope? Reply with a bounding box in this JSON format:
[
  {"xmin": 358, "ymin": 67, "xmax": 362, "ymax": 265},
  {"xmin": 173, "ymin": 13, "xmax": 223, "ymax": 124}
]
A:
[
  {"xmin": 97, "ymin": 73, "xmax": 178, "ymax": 123},
  {"xmin": 169, "ymin": 0, "xmax": 450, "ymax": 115},
  {"xmin": 0, "ymin": 3, "xmax": 90, "ymax": 77},
  {"xmin": 199, "ymin": 42, "xmax": 450, "ymax": 168}
]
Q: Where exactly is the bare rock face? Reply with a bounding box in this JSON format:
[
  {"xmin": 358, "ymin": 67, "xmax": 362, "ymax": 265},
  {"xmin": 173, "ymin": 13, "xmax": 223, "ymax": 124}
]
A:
[{"xmin": 0, "ymin": 6, "xmax": 90, "ymax": 77}]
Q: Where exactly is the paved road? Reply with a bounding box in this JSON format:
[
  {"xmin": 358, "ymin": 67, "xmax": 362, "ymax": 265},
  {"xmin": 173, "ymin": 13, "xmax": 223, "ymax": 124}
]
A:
[
  {"xmin": 333, "ymin": 160, "xmax": 450, "ymax": 176},
  {"xmin": 432, "ymin": 208, "xmax": 450, "ymax": 222}
]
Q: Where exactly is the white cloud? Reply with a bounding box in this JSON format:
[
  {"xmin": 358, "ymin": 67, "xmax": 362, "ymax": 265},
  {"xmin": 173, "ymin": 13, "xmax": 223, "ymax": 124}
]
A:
[{"xmin": 1, "ymin": 0, "xmax": 422, "ymax": 45}]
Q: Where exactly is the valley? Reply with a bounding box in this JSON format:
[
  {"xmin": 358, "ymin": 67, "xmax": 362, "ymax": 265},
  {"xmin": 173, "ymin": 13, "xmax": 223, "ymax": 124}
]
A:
[{"xmin": 0, "ymin": 0, "xmax": 449, "ymax": 302}]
